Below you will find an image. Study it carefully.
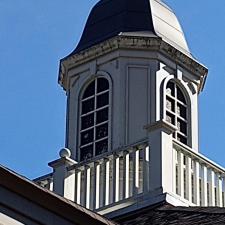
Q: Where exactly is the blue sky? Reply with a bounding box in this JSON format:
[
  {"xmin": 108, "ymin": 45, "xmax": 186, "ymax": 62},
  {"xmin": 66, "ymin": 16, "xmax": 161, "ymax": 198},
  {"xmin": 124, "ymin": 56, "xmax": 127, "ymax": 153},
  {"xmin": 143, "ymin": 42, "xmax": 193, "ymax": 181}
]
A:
[{"xmin": 0, "ymin": 0, "xmax": 225, "ymax": 179}]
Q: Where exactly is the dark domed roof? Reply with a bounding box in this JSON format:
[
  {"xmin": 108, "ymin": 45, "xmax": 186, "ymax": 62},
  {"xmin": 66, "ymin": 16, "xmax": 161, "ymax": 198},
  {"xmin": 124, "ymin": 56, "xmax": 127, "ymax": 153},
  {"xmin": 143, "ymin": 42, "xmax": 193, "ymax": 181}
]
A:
[{"xmin": 72, "ymin": 0, "xmax": 190, "ymax": 56}]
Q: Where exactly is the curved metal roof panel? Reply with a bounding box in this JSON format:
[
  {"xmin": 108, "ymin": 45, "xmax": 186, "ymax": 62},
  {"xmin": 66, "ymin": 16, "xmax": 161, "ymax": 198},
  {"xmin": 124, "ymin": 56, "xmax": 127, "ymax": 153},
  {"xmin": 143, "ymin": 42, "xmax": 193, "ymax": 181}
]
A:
[
  {"xmin": 73, "ymin": 0, "xmax": 155, "ymax": 54},
  {"xmin": 70, "ymin": 0, "xmax": 191, "ymax": 57}
]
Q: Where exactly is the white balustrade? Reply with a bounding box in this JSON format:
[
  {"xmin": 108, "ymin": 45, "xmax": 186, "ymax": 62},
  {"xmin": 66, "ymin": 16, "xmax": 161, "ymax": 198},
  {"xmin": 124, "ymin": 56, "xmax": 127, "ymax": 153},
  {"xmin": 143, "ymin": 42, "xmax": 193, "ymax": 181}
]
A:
[
  {"xmin": 36, "ymin": 141, "xmax": 225, "ymax": 210},
  {"xmin": 174, "ymin": 141, "xmax": 225, "ymax": 207},
  {"xmin": 47, "ymin": 144, "xmax": 148, "ymax": 210}
]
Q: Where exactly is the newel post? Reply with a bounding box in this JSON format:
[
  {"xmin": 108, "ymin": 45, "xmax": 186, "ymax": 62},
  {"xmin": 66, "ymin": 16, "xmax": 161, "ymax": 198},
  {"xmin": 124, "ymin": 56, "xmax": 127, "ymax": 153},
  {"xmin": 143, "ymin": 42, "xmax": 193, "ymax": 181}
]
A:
[
  {"xmin": 145, "ymin": 120, "xmax": 177, "ymax": 195},
  {"xmin": 49, "ymin": 148, "xmax": 77, "ymax": 201}
]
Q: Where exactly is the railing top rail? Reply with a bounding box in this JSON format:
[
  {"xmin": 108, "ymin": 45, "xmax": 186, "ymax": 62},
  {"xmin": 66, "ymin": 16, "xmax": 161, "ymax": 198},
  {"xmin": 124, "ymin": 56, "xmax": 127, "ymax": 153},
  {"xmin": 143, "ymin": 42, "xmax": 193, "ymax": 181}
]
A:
[
  {"xmin": 68, "ymin": 139, "xmax": 148, "ymax": 172},
  {"xmin": 173, "ymin": 140, "xmax": 225, "ymax": 175}
]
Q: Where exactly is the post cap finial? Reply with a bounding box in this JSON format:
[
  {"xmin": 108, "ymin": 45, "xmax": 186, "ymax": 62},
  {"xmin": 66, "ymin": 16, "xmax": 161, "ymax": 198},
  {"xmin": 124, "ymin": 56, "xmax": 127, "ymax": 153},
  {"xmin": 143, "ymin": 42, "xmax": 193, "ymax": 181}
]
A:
[{"xmin": 59, "ymin": 148, "xmax": 71, "ymax": 158}]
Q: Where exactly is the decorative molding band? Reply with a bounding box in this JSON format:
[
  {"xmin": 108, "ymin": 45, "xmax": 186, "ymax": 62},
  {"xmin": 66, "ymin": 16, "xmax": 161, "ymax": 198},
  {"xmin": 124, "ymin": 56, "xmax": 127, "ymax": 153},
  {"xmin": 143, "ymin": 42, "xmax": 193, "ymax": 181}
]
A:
[{"xmin": 59, "ymin": 36, "xmax": 208, "ymax": 90}]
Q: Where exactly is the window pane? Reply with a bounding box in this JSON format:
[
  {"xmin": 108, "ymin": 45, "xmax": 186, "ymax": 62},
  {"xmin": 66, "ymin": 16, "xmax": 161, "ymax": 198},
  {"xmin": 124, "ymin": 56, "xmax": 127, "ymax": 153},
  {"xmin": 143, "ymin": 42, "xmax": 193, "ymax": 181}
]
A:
[
  {"xmin": 81, "ymin": 129, "xmax": 94, "ymax": 146},
  {"xmin": 177, "ymin": 119, "xmax": 187, "ymax": 135},
  {"xmin": 97, "ymin": 78, "xmax": 109, "ymax": 93},
  {"xmin": 177, "ymin": 134, "xmax": 187, "ymax": 145},
  {"xmin": 166, "ymin": 112, "xmax": 175, "ymax": 125},
  {"xmin": 96, "ymin": 108, "xmax": 108, "ymax": 124},
  {"xmin": 97, "ymin": 92, "xmax": 109, "ymax": 108},
  {"xmin": 96, "ymin": 123, "xmax": 108, "ymax": 140},
  {"xmin": 82, "ymin": 98, "xmax": 94, "ymax": 114},
  {"xmin": 166, "ymin": 97, "xmax": 175, "ymax": 112},
  {"xmin": 80, "ymin": 145, "xmax": 93, "ymax": 161},
  {"xmin": 166, "ymin": 82, "xmax": 175, "ymax": 96},
  {"xmin": 83, "ymin": 80, "xmax": 95, "ymax": 99},
  {"xmin": 96, "ymin": 139, "xmax": 108, "ymax": 155},
  {"xmin": 177, "ymin": 103, "xmax": 187, "ymax": 119},
  {"xmin": 81, "ymin": 114, "xmax": 94, "ymax": 130},
  {"xmin": 177, "ymin": 87, "xmax": 186, "ymax": 104}
]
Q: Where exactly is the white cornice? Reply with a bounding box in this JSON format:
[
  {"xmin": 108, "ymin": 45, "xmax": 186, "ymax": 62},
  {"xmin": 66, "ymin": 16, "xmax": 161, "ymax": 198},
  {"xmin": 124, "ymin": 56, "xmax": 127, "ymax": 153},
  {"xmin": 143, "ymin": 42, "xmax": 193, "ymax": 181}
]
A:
[{"xmin": 59, "ymin": 36, "xmax": 208, "ymax": 91}]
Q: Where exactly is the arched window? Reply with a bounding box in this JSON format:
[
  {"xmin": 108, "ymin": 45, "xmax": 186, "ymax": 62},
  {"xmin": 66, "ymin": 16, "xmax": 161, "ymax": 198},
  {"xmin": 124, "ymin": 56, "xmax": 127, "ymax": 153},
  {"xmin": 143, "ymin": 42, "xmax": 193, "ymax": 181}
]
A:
[
  {"xmin": 165, "ymin": 81, "xmax": 188, "ymax": 145},
  {"xmin": 79, "ymin": 77, "xmax": 110, "ymax": 161}
]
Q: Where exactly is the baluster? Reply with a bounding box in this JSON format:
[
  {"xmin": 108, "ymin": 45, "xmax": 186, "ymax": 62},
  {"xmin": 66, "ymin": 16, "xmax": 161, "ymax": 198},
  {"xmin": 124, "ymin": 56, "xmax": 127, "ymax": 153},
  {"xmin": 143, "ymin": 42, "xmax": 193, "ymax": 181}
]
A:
[
  {"xmin": 100, "ymin": 159, "xmax": 106, "ymax": 208},
  {"xmin": 217, "ymin": 174, "xmax": 223, "ymax": 207},
  {"xmin": 111, "ymin": 155, "xmax": 116, "ymax": 203},
  {"xmin": 143, "ymin": 146, "xmax": 150, "ymax": 193},
  {"xmin": 123, "ymin": 151, "xmax": 130, "ymax": 199},
  {"xmin": 133, "ymin": 148, "xmax": 140, "ymax": 196},
  {"xmin": 89, "ymin": 163, "xmax": 96, "ymax": 210},
  {"xmin": 114, "ymin": 155, "xmax": 120, "ymax": 202},
  {"xmin": 177, "ymin": 151, "xmax": 184, "ymax": 198},
  {"xmin": 173, "ymin": 149, "xmax": 177, "ymax": 194},
  {"xmin": 49, "ymin": 178, "xmax": 54, "ymax": 192},
  {"xmin": 95, "ymin": 163, "xmax": 100, "ymax": 209},
  {"xmin": 76, "ymin": 170, "xmax": 81, "ymax": 205},
  {"xmin": 105, "ymin": 159, "xmax": 110, "ymax": 206},
  {"xmin": 193, "ymin": 161, "xmax": 200, "ymax": 205},
  {"xmin": 186, "ymin": 156, "xmax": 192, "ymax": 202},
  {"xmin": 84, "ymin": 166, "xmax": 91, "ymax": 209},
  {"xmin": 209, "ymin": 169, "xmax": 215, "ymax": 206},
  {"xmin": 202, "ymin": 166, "xmax": 208, "ymax": 206}
]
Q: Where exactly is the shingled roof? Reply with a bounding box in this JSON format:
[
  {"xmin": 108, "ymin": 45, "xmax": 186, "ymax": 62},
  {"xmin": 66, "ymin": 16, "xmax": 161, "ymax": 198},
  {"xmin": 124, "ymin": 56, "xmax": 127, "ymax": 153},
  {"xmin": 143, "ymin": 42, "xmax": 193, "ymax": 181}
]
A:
[
  {"xmin": 116, "ymin": 203, "xmax": 225, "ymax": 225},
  {"xmin": 0, "ymin": 165, "xmax": 117, "ymax": 225}
]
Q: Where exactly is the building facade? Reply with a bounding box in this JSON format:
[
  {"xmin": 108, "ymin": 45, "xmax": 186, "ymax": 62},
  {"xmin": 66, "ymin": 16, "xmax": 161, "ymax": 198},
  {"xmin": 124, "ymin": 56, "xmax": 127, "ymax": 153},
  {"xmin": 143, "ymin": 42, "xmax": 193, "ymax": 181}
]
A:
[{"xmin": 35, "ymin": 0, "xmax": 225, "ymax": 221}]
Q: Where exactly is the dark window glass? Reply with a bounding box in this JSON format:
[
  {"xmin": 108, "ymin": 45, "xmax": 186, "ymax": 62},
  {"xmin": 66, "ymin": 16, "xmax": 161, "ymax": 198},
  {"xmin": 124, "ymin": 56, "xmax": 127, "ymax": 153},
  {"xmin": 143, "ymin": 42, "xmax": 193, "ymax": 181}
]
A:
[
  {"xmin": 96, "ymin": 139, "xmax": 108, "ymax": 155},
  {"xmin": 96, "ymin": 123, "xmax": 108, "ymax": 140},
  {"xmin": 177, "ymin": 119, "xmax": 187, "ymax": 135},
  {"xmin": 166, "ymin": 81, "xmax": 189, "ymax": 146},
  {"xmin": 166, "ymin": 82, "xmax": 175, "ymax": 96},
  {"xmin": 177, "ymin": 134, "xmax": 187, "ymax": 145},
  {"xmin": 83, "ymin": 81, "xmax": 95, "ymax": 99},
  {"xmin": 81, "ymin": 129, "xmax": 94, "ymax": 145},
  {"xmin": 80, "ymin": 78, "xmax": 110, "ymax": 160},
  {"xmin": 166, "ymin": 96, "xmax": 175, "ymax": 111},
  {"xmin": 166, "ymin": 112, "xmax": 175, "ymax": 125},
  {"xmin": 97, "ymin": 78, "xmax": 109, "ymax": 93},
  {"xmin": 177, "ymin": 103, "xmax": 187, "ymax": 119},
  {"xmin": 82, "ymin": 98, "xmax": 94, "ymax": 114},
  {"xmin": 80, "ymin": 145, "xmax": 93, "ymax": 161},
  {"xmin": 81, "ymin": 114, "xmax": 94, "ymax": 130},
  {"xmin": 177, "ymin": 87, "xmax": 186, "ymax": 104},
  {"xmin": 97, "ymin": 92, "xmax": 109, "ymax": 108},
  {"xmin": 96, "ymin": 108, "xmax": 108, "ymax": 124}
]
